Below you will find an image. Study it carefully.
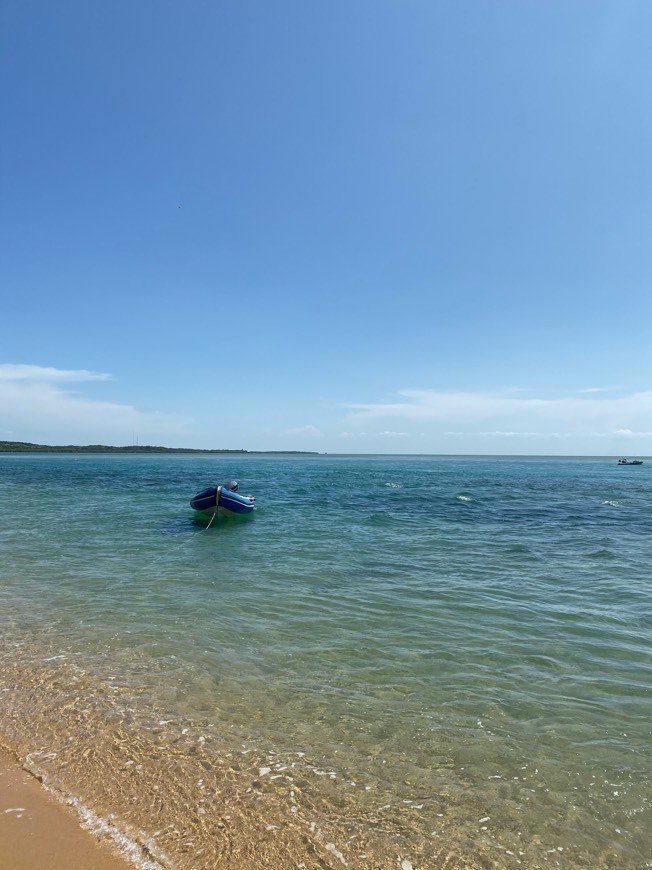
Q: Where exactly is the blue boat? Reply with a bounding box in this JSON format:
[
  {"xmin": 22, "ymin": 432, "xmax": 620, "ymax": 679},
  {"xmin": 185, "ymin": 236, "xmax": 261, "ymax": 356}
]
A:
[{"xmin": 190, "ymin": 481, "xmax": 255, "ymax": 517}]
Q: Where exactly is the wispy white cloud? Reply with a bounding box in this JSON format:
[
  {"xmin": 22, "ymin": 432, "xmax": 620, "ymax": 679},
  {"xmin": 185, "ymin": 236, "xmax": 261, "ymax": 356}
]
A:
[
  {"xmin": 344, "ymin": 389, "xmax": 652, "ymax": 441},
  {"xmin": 445, "ymin": 430, "xmax": 564, "ymax": 439},
  {"xmin": 614, "ymin": 428, "xmax": 652, "ymax": 437},
  {"xmin": 286, "ymin": 424, "xmax": 322, "ymax": 436},
  {"xmin": 0, "ymin": 364, "xmax": 111, "ymax": 382},
  {"xmin": 576, "ymin": 386, "xmax": 621, "ymax": 394},
  {"xmin": 0, "ymin": 363, "xmax": 191, "ymax": 444},
  {"xmin": 478, "ymin": 431, "xmax": 563, "ymax": 438},
  {"xmin": 346, "ymin": 390, "xmax": 517, "ymax": 421}
]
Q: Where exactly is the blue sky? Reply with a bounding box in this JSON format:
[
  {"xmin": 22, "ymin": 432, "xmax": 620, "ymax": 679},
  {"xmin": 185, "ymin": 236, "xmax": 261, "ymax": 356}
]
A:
[{"xmin": 2, "ymin": 0, "xmax": 651, "ymax": 454}]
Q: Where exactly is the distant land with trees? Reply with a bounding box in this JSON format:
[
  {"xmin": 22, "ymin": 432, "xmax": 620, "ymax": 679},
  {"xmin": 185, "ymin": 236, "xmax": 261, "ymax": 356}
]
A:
[{"xmin": 0, "ymin": 441, "xmax": 318, "ymax": 455}]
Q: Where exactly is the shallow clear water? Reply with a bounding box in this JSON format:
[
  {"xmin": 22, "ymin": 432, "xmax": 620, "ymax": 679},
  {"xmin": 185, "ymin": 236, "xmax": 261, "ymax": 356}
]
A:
[{"xmin": 1, "ymin": 454, "xmax": 650, "ymax": 868}]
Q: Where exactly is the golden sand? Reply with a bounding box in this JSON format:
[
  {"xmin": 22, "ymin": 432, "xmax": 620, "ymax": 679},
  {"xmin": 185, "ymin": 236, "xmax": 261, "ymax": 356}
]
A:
[{"xmin": 0, "ymin": 748, "xmax": 130, "ymax": 870}]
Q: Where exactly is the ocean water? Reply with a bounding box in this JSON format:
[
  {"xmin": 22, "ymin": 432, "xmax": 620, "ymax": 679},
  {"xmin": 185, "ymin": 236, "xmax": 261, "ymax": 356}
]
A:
[{"xmin": 0, "ymin": 453, "xmax": 650, "ymax": 869}]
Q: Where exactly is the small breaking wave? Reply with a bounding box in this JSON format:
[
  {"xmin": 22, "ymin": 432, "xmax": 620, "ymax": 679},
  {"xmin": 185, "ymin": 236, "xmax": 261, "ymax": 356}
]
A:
[{"xmin": 23, "ymin": 752, "xmax": 167, "ymax": 869}]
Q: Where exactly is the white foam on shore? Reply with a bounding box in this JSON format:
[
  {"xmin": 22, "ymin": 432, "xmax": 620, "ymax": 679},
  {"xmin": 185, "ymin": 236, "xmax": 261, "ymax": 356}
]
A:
[{"xmin": 22, "ymin": 753, "xmax": 168, "ymax": 870}]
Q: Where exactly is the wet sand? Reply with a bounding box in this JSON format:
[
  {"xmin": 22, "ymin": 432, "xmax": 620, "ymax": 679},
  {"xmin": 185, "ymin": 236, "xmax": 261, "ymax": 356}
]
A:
[{"xmin": 0, "ymin": 749, "xmax": 131, "ymax": 870}]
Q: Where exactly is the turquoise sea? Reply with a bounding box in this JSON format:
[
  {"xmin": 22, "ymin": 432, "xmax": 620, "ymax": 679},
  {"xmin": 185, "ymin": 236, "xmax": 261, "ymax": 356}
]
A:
[{"xmin": 0, "ymin": 454, "xmax": 650, "ymax": 869}]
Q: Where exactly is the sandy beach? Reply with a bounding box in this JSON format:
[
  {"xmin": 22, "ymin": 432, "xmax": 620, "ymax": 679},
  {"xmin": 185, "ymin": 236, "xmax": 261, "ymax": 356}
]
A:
[{"xmin": 0, "ymin": 749, "xmax": 131, "ymax": 870}]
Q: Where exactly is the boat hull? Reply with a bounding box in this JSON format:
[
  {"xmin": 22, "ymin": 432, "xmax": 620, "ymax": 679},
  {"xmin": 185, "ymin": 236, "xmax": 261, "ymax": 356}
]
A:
[{"xmin": 190, "ymin": 485, "xmax": 255, "ymax": 516}]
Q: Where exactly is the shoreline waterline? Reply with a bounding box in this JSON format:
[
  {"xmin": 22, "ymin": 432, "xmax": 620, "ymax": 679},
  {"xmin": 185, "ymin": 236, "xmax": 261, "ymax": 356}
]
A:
[
  {"xmin": 0, "ymin": 654, "xmax": 488, "ymax": 869},
  {"xmin": 0, "ymin": 745, "xmax": 132, "ymax": 870}
]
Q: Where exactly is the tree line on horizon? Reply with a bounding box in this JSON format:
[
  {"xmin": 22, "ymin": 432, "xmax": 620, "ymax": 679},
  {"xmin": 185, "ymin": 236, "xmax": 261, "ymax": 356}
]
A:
[{"xmin": 0, "ymin": 440, "xmax": 317, "ymax": 455}]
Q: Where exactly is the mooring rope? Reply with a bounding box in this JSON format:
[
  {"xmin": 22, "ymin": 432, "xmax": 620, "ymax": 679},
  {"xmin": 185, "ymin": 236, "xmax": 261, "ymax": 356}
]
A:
[{"xmin": 205, "ymin": 511, "xmax": 217, "ymax": 530}]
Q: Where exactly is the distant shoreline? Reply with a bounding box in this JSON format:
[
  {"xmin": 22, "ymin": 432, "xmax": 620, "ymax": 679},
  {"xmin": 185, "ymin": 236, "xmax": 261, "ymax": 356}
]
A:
[{"xmin": 0, "ymin": 440, "xmax": 318, "ymax": 455}]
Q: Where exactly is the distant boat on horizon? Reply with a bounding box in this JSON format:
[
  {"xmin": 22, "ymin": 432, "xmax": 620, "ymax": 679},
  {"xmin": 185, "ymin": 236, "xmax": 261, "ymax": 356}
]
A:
[{"xmin": 617, "ymin": 458, "xmax": 643, "ymax": 465}]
